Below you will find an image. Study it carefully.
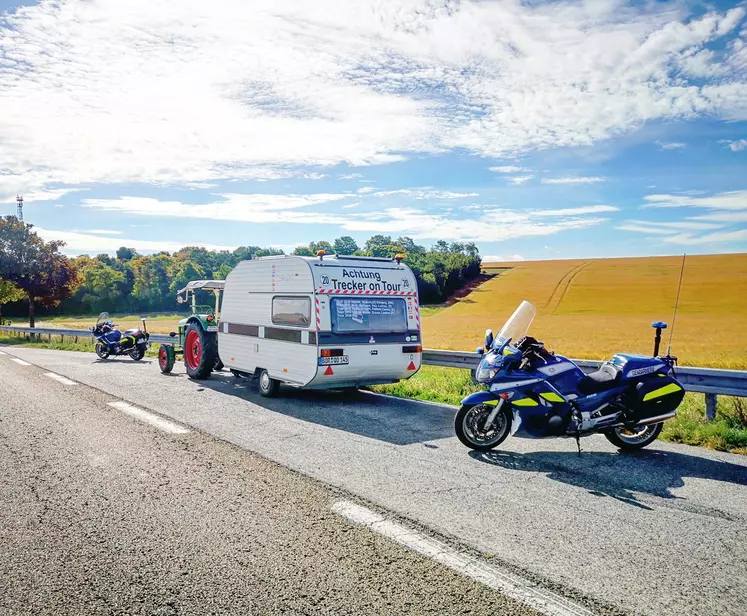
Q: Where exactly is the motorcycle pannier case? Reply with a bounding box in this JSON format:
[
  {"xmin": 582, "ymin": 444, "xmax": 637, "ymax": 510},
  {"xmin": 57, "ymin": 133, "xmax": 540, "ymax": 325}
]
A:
[{"xmin": 633, "ymin": 376, "xmax": 685, "ymax": 420}]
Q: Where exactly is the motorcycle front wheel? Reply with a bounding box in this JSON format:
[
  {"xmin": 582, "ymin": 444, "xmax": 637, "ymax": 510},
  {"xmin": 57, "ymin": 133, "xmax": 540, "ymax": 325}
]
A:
[
  {"xmin": 95, "ymin": 343, "xmax": 110, "ymax": 360},
  {"xmin": 454, "ymin": 403, "xmax": 511, "ymax": 451},
  {"xmin": 604, "ymin": 423, "xmax": 663, "ymax": 450}
]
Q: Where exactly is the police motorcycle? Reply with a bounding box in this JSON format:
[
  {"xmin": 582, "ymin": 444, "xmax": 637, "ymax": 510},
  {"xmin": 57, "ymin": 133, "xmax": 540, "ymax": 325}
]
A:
[
  {"xmin": 90, "ymin": 312, "xmax": 150, "ymax": 361},
  {"xmin": 454, "ymin": 301, "xmax": 685, "ymax": 451}
]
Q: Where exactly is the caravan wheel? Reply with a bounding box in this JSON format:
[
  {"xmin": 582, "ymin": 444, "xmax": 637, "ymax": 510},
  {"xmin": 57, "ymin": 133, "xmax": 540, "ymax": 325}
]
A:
[{"xmin": 258, "ymin": 369, "xmax": 280, "ymax": 398}]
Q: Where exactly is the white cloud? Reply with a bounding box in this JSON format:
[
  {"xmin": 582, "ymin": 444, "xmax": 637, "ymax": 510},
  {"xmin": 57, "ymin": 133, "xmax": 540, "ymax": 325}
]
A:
[
  {"xmin": 81, "ymin": 193, "xmax": 351, "ymax": 222},
  {"xmin": 538, "ymin": 205, "xmax": 619, "ymax": 216},
  {"xmin": 542, "ymin": 177, "xmax": 607, "ymax": 185},
  {"xmin": 643, "ymin": 190, "xmax": 747, "ymax": 210},
  {"xmin": 339, "ymin": 173, "xmax": 364, "ymax": 180},
  {"xmin": 661, "ymin": 229, "xmax": 747, "ymax": 245},
  {"xmin": 357, "ymin": 186, "xmax": 375, "ymax": 194},
  {"xmin": 720, "ymin": 139, "xmax": 747, "ymax": 151},
  {"xmin": 656, "ymin": 141, "xmax": 687, "ymax": 150},
  {"xmin": 75, "ymin": 229, "xmax": 123, "ymax": 235},
  {"xmin": 373, "ymin": 188, "xmax": 479, "ymax": 199},
  {"xmin": 0, "ymin": 186, "xmax": 86, "ymax": 204},
  {"xmin": 1, "ymin": 1, "xmax": 746, "ymax": 195},
  {"xmin": 617, "ymin": 219, "xmax": 723, "ymax": 235},
  {"xmin": 482, "ymin": 255, "xmax": 525, "ymax": 262},
  {"xmin": 35, "ymin": 228, "xmax": 237, "ymax": 255},
  {"xmin": 689, "ymin": 211, "xmax": 747, "ymax": 223},
  {"xmin": 489, "ymin": 166, "xmax": 527, "ymax": 173},
  {"xmin": 507, "ymin": 175, "xmax": 534, "ymax": 185},
  {"xmin": 81, "ymin": 194, "xmax": 610, "ymax": 243}
]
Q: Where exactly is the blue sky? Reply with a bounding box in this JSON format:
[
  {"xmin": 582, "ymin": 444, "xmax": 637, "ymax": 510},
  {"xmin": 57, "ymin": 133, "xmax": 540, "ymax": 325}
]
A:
[{"xmin": 1, "ymin": 0, "xmax": 746, "ymax": 261}]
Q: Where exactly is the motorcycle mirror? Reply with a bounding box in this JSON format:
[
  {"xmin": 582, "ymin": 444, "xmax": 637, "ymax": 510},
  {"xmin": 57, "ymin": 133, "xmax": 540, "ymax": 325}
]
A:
[
  {"xmin": 89, "ymin": 326, "xmax": 94, "ymax": 331},
  {"xmin": 476, "ymin": 346, "xmax": 484, "ymax": 355},
  {"xmin": 485, "ymin": 329, "xmax": 494, "ymax": 349}
]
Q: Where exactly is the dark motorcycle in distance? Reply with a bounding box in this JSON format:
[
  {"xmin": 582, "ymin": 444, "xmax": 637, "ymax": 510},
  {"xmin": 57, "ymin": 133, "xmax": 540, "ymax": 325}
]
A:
[
  {"xmin": 455, "ymin": 301, "xmax": 685, "ymax": 452},
  {"xmin": 90, "ymin": 312, "xmax": 150, "ymax": 361}
]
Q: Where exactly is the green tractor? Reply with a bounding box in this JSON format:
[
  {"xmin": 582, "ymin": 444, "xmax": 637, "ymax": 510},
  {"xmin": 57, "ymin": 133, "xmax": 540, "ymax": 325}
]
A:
[{"xmin": 158, "ymin": 280, "xmax": 225, "ymax": 379}]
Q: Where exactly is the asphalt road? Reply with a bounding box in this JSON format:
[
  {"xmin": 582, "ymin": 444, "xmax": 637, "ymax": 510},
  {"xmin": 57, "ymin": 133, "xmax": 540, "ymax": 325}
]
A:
[
  {"xmin": 0, "ymin": 350, "xmax": 547, "ymax": 616},
  {"xmin": 2, "ymin": 346, "xmax": 746, "ymax": 616}
]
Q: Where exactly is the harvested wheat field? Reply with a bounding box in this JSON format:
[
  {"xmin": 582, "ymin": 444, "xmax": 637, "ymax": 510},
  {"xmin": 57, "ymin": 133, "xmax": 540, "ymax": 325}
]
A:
[{"xmin": 421, "ymin": 253, "xmax": 747, "ymax": 370}]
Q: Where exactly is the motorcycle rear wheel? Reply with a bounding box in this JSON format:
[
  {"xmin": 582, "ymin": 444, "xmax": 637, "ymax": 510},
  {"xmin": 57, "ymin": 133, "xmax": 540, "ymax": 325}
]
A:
[
  {"xmin": 605, "ymin": 423, "xmax": 663, "ymax": 450},
  {"xmin": 95, "ymin": 343, "xmax": 110, "ymax": 360},
  {"xmin": 454, "ymin": 403, "xmax": 511, "ymax": 451},
  {"xmin": 129, "ymin": 345, "xmax": 146, "ymax": 361}
]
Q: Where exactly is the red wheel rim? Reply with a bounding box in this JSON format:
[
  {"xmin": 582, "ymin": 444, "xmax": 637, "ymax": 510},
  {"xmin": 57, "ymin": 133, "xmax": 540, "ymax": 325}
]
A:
[
  {"xmin": 185, "ymin": 330, "xmax": 202, "ymax": 370},
  {"xmin": 159, "ymin": 347, "xmax": 168, "ymax": 369}
]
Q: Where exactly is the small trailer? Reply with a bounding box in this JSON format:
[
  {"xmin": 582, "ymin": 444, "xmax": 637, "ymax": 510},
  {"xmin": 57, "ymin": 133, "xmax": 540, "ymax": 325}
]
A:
[{"xmin": 173, "ymin": 252, "xmax": 421, "ymax": 396}]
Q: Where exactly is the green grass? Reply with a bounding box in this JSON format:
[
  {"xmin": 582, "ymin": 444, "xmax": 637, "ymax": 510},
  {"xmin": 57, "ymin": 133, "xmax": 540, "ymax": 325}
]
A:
[
  {"xmin": 0, "ymin": 334, "xmax": 159, "ymax": 357},
  {"xmin": 374, "ymin": 367, "xmax": 747, "ymax": 455}
]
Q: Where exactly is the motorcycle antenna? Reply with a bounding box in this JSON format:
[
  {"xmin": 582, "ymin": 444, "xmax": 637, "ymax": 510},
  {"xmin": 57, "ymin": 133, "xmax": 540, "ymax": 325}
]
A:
[{"xmin": 666, "ymin": 253, "xmax": 687, "ymax": 356}]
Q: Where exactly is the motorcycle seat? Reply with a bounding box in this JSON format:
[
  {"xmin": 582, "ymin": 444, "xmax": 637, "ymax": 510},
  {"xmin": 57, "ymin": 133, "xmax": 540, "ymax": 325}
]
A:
[
  {"xmin": 123, "ymin": 329, "xmax": 141, "ymax": 336},
  {"xmin": 577, "ymin": 363, "xmax": 621, "ymax": 395}
]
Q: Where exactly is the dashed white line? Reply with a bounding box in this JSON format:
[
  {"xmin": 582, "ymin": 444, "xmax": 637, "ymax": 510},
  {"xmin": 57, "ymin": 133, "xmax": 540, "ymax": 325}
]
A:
[
  {"xmin": 44, "ymin": 372, "xmax": 78, "ymax": 386},
  {"xmin": 107, "ymin": 401, "xmax": 190, "ymax": 435},
  {"xmin": 11, "ymin": 358, "xmax": 31, "ymax": 366},
  {"xmin": 331, "ymin": 501, "xmax": 596, "ymax": 616}
]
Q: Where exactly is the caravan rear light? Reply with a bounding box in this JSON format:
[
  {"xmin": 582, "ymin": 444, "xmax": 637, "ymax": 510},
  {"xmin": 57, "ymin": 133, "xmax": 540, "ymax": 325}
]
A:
[
  {"xmin": 403, "ymin": 345, "xmax": 422, "ymax": 353},
  {"xmin": 321, "ymin": 348, "xmax": 344, "ymax": 357}
]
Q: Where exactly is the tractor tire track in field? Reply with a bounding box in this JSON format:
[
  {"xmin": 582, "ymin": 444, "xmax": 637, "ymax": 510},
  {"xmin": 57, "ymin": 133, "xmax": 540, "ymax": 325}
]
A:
[{"xmin": 544, "ymin": 261, "xmax": 592, "ymax": 314}]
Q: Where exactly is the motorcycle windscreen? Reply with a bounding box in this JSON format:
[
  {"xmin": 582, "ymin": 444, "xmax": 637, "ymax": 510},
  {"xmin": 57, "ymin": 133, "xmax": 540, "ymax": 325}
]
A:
[
  {"xmin": 96, "ymin": 312, "xmax": 111, "ymax": 326},
  {"xmin": 497, "ymin": 301, "xmax": 536, "ymax": 345}
]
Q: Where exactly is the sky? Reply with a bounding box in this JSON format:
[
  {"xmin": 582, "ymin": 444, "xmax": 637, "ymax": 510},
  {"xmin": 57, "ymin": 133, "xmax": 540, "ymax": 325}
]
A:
[{"xmin": 0, "ymin": 0, "xmax": 746, "ymax": 261}]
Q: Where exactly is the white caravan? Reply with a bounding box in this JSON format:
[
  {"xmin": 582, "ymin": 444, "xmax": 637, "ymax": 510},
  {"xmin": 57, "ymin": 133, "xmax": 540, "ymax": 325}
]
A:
[{"xmin": 219, "ymin": 253, "xmax": 422, "ymax": 396}]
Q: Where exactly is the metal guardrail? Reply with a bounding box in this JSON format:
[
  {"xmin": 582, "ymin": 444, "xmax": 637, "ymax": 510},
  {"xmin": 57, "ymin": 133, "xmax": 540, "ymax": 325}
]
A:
[{"xmin": 3, "ymin": 325, "xmax": 745, "ymax": 417}]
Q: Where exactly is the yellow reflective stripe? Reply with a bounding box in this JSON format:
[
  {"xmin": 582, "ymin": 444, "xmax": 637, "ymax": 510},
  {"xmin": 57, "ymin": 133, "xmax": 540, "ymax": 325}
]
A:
[
  {"xmin": 481, "ymin": 400, "xmax": 499, "ymax": 406},
  {"xmin": 540, "ymin": 392, "xmax": 565, "ymax": 403},
  {"xmin": 502, "ymin": 348, "xmax": 514, "ymax": 356},
  {"xmin": 513, "ymin": 398, "xmax": 538, "ymax": 407},
  {"xmin": 642, "ymin": 383, "xmax": 682, "ymax": 402}
]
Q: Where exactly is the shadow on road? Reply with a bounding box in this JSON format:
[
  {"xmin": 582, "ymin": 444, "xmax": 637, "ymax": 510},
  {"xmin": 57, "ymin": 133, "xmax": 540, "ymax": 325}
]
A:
[
  {"xmin": 470, "ymin": 448, "xmax": 747, "ymax": 510},
  {"xmin": 198, "ymin": 373, "xmax": 455, "ymax": 446}
]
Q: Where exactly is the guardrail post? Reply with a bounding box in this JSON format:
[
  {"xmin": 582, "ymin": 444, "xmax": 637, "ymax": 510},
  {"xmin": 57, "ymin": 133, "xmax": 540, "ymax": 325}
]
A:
[{"xmin": 705, "ymin": 393, "xmax": 718, "ymax": 421}]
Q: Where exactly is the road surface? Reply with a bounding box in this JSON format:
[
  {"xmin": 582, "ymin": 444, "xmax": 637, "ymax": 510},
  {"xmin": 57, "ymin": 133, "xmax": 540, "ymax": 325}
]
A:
[{"xmin": 1, "ymin": 345, "xmax": 746, "ymax": 616}]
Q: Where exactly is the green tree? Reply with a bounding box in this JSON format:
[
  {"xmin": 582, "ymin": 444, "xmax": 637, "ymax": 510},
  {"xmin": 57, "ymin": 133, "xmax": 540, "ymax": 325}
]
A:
[
  {"xmin": 116, "ymin": 247, "xmax": 139, "ymax": 262},
  {"xmin": 131, "ymin": 254, "xmax": 171, "ymax": 311},
  {"xmin": 292, "ymin": 245, "xmax": 314, "ymax": 256},
  {"xmin": 76, "ymin": 258, "xmax": 125, "ymax": 313},
  {"xmin": 333, "ymin": 236, "xmax": 359, "ymax": 255},
  {"xmin": 0, "ymin": 217, "xmax": 80, "ymax": 326},
  {"xmin": 0, "ymin": 278, "xmax": 24, "ymax": 322}
]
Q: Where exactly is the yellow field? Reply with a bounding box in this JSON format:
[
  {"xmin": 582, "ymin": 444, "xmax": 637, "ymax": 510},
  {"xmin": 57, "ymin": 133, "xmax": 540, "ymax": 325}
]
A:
[
  {"xmin": 421, "ymin": 254, "xmax": 747, "ymax": 370},
  {"xmin": 37, "ymin": 313, "xmax": 182, "ymax": 334}
]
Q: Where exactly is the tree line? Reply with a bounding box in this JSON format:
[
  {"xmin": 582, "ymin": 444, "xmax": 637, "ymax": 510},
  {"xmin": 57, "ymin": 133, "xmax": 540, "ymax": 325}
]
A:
[{"xmin": 0, "ymin": 216, "xmax": 481, "ymax": 325}]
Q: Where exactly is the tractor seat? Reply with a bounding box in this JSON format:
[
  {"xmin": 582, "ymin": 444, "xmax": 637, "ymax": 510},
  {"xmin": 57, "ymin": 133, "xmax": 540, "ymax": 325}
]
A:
[{"xmin": 577, "ymin": 363, "xmax": 621, "ymax": 395}]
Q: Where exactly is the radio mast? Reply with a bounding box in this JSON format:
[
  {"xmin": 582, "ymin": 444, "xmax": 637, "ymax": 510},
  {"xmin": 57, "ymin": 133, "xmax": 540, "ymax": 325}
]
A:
[{"xmin": 16, "ymin": 194, "xmax": 24, "ymax": 221}]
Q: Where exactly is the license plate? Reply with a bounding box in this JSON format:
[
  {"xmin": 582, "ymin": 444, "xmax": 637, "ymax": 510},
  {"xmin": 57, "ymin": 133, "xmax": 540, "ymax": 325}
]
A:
[{"xmin": 318, "ymin": 356, "xmax": 349, "ymax": 366}]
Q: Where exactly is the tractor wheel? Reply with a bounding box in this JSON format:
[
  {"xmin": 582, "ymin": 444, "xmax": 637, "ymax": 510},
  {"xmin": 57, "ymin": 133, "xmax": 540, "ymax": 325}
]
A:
[
  {"xmin": 184, "ymin": 323, "xmax": 217, "ymax": 380},
  {"xmin": 158, "ymin": 344, "xmax": 175, "ymax": 373}
]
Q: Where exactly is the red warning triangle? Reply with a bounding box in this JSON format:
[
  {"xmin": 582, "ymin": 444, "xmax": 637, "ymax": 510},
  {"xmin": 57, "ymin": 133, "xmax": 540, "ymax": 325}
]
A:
[
  {"xmin": 324, "ymin": 365, "xmax": 334, "ymax": 376},
  {"xmin": 407, "ymin": 361, "xmax": 416, "ymax": 371}
]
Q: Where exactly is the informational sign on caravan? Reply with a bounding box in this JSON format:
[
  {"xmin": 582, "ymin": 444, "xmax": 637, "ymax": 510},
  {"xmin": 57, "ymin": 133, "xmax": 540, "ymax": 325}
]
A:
[
  {"xmin": 331, "ymin": 297, "xmax": 408, "ymax": 333},
  {"xmin": 320, "ymin": 268, "xmax": 412, "ymax": 293}
]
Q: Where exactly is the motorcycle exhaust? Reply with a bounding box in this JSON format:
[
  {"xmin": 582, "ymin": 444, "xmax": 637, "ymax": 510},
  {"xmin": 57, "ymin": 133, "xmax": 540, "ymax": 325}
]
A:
[{"xmin": 609, "ymin": 411, "xmax": 677, "ymax": 429}]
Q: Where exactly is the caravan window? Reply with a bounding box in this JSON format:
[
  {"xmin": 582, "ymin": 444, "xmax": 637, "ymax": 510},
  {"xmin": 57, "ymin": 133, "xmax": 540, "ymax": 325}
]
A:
[
  {"xmin": 331, "ymin": 297, "xmax": 408, "ymax": 333},
  {"xmin": 272, "ymin": 296, "xmax": 311, "ymax": 327}
]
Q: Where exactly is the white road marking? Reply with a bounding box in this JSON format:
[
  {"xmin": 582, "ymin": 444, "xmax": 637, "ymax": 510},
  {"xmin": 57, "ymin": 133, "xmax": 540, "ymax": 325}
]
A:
[
  {"xmin": 107, "ymin": 401, "xmax": 190, "ymax": 435},
  {"xmin": 332, "ymin": 501, "xmax": 596, "ymax": 616},
  {"xmin": 44, "ymin": 372, "xmax": 78, "ymax": 386},
  {"xmin": 11, "ymin": 358, "xmax": 31, "ymax": 366},
  {"xmin": 0, "ymin": 350, "xmax": 6, "ymax": 355}
]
